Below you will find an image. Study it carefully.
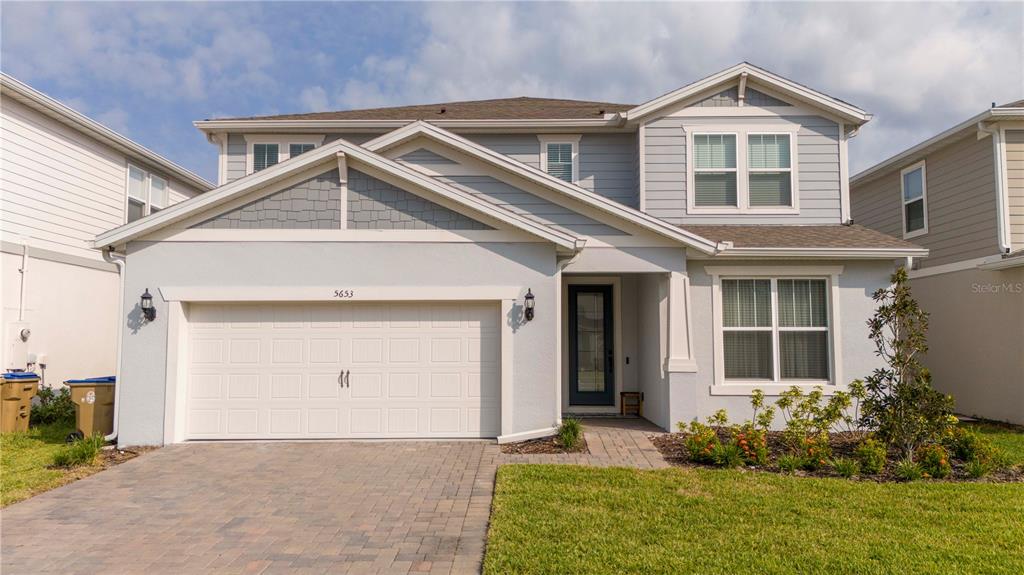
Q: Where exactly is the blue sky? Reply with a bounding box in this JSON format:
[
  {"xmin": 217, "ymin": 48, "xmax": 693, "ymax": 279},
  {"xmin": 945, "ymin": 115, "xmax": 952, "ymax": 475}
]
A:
[{"xmin": 3, "ymin": 2, "xmax": 1022, "ymax": 184}]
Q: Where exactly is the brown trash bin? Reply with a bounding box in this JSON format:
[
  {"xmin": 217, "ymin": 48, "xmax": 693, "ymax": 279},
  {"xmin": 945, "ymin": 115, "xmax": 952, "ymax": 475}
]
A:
[
  {"xmin": 66, "ymin": 377, "xmax": 116, "ymax": 440},
  {"xmin": 0, "ymin": 373, "xmax": 40, "ymax": 433}
]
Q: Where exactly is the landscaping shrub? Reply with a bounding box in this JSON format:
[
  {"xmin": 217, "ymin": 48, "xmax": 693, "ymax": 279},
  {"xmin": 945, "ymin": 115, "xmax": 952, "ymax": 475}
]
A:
[
  {"xmin": 732, "ymin": 424, "xmax": 768, "ymax": 466},
  {"xmin": 711, "ymin": 443, "xmax": 744, "ymax": 468},
  {"xmin": 30, "ymin": 386, "xmax": 75, "ymax": 427},
  {"xmin": 916, "ymin": 444, "xmax": 951, "ymax": 478},
  {"xmin": 683, "ymin": 421, "xmax": 720, "ymax": 464},
  {"xmin": 859, "ymin": 268, "xmax": 955, "ymax": 460},
  {"xmin": 777, "ymin": 455, "xmax": 802, "ymax": 473},
  {"xmin": 964, "ymin": 458, "xmax": 992, "ymax": 479},
  {"xmin": 52, "ymin": 433, "xmax": 105, "ymax": 468},
  {"xmin": 894, "ymin": 458, "xmax": 924, "ymax": 481},
  {"xmin": 557, "ymin": 418, "xmax": 583, "ymax": 449},
  {"xmin": 775, "ymin": 386, "xmax": 854, "ymax": 458},
  {"xmin": 854, "ymin": 438, "xmax": 887, "ymax": 475},
  {"xmin": 832, "ymin": 457, "xmax": 861, "ymax": 478},
  {"xmin": 944, "ymin": 427, "xmax": 996, "ymax": 463}
]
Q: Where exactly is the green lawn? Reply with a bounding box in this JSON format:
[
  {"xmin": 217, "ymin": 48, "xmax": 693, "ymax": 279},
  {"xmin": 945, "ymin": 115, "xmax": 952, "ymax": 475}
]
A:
[
  {"xmin": 0, "ymin": 423, "xmax": 99, "ymax": 507},
  {"xmin": 964, "ymin": 422, "xmax": 1024, "ymax": 465},
  {"xmin": 485, "ymin": 424, "xmax": 1024, "ymax": 575}
]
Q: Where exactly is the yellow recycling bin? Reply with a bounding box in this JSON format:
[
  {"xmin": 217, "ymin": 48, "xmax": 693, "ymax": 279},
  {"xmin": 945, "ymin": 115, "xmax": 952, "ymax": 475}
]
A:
[
  {"xmin": 1, "ymin": 372, "xmax": 40, "ymax": 433},
  {"xmin": 66, "ymin": 377, "xmax": 116, "ymax": 442}
]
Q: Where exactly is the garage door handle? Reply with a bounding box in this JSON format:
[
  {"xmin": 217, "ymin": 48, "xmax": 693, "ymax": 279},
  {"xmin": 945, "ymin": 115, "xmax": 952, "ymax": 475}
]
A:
[
  {"xmin": 338, "ymin": 371, "xmax": 345, "ymax": 388},
  {"xmin": 345, "ymin": 370, "xmax": 350, "ymax": 388}
]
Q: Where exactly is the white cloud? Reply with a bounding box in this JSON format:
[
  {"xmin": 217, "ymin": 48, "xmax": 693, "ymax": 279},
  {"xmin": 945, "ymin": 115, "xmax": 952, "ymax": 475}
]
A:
[
  {"xmin": 299, "ymin": 86, "xmax": 330, "ymax": 112},
  {"xmin": 329, "ymin": 2, "xmax": 1022, "ymax": 171},
  {"xmin": 94, "ymin": 107, "xmax": 131, "ymax": 135}
]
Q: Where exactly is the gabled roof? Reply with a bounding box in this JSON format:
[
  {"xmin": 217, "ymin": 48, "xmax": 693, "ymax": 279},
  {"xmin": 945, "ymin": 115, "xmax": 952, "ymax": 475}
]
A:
[
  {"xmin": 363, "ymin": 121, "xmax": 720, "ymax": 254},
  {"xmin": 852, "ymin": 102, "xmax": 1024, "ymax": 185},
  {"xmin": 622, "ymin": 62, "xmax": 871, "ymax": 125},
  {"xmin": 94, "ymin": 138, "xmax": 582, "ymax": 251},
  {"xmin": 1, "ymin": 73, "xmax": 214, "ymax": 192},
  {"xmin": 217, "ymin": 97, "xmax": 634, "ymax": 122}
]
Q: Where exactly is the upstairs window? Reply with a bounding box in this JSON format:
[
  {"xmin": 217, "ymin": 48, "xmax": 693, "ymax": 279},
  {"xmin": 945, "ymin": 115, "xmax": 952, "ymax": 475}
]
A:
[
  {"xmin": 693, "ymin": 134, "xmax": 737, "ymax": 206},
  {"xmin": 901, "ymin": 161, "xmax": 927, "ymax": 238},
  {"xmin": 126, "ymin": 165, "xmax": 170, "ymax": 222},
  {"xmin": 538, "ymin": 136, "xmax": 580, "ymax": 184},
  {"xmin": 747, "ymin": 134, "xmax": 792, "ymax": 207},
  {"xmin": 688, "ymin": 129, "xmax": 798, "ymax": 213},
  {"xmin": 289, "ymin": 143, "xmax": 315, "ymax": 157},
  {"xmin": 253, "ymin": 143, "xmax": 279, "ymax": 172}
]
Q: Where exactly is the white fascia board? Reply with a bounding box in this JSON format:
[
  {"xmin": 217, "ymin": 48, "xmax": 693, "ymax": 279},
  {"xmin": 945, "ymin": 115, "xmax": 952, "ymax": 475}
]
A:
[
  {"xmin": 623, "ymin": 62, "xmax": 870, "ymax": 125},
  {"xmin": 706, "ymin": 247, "xmax": 929, "ymax": 259},
  {"xmin": 1, "ymin": 73, "xmax": 214, "ymax": 192},
  {"xmin": 850, "ymin": 108, "xmax": 1024, "ymax": 186},
  {"xmin": 94, "ymin": 138, "xmax": 580, "ymax": 251},
  {"xmin": 365, "ymin": 122, "xmax": 720, "ymax": 254},
  {"xmin": 977, "ymin": 252, "xmax": 1024, "ymax": 271},
  {"xmin": 194, "ymin": 117, "xmax": 623, "ymax": 134}
]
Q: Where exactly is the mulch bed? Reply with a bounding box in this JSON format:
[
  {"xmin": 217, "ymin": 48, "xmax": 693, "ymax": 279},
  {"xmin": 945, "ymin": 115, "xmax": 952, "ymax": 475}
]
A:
[
  {"xmin": 500, "ymin": 435, "xmax": 590, "ymax": 455},
  {"xmin": 651, "ymin": 429, "xmax": 1024, "ymax": 483}
]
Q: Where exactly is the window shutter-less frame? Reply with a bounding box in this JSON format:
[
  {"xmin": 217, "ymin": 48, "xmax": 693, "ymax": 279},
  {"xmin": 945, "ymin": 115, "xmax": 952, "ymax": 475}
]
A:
[{"xmin": 546, "ymin": 143, "xmax": 574, "ymax": 183}]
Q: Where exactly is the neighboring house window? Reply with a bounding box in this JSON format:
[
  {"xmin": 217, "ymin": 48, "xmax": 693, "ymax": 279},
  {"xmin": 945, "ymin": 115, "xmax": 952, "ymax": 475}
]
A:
[
  {"xmin": 901, "ymin": 161, "xmax": 927, "ymax": 238},
  {"xmin": 126, "ymin": 164, "xmax": 170, "ymax": 222},
  {"xmin": 716, "ymin": 274, "xmax": 833, "ymax": 384},
  {"xmin": 253, "ymin": 143, "xmax": 279, "ymax": 172},
  {"xmin": 747, "ymin": 134, "xmax": 792, "ymax": 207},
  {"xmin": 693, "ymin": 134, "xmax": 738, "ymax": 206},
  {"xmin": 688, "ymin": 129, "xmax": 798, "ymax": 213},
  {"xmin": 538, "ymin": 135, "xmax": 580, "ymax": 183}
]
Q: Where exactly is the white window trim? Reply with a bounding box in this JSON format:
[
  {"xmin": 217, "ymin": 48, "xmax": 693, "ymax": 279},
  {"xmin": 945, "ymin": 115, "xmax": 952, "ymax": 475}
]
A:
[
  {"xmin": 245, "ymin": 134, "xmax": 325, "ymax": 174},
  {"xmin": 686, "ymin": 126, "xmax": 800, "ymax": 215},
  {"xmin": 706, "ymin": 265, "xmax": 843, "ymax": 395},
  {"xmin": 900, "ymin": 160, "xmax": 928, "ymax": 239},
  {"xmin": 538, "ymin": 134, "xmax": 580, "ymax": 184},
  {"xmin": 125, "ymin": 162, "xmax": 171, "ymax": 223}
]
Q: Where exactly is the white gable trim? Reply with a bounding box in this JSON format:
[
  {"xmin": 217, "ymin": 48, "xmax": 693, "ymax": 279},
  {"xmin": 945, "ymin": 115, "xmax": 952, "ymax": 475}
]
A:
[
  {"xmin": 94, "ymin": 139, "xmax": 581, "ymax": 251},
  {"xmin": 364, "ymin": 122, "xmax": 720, "ymax": 254},
  {"xmin": 623, "ymin": 63, "xmax": 870, "ymax": 125}
]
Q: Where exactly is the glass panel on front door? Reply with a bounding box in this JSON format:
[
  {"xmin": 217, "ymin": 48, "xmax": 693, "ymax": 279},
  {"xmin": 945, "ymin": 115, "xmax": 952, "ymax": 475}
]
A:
[{"xmin": 569, "ymin": 285, "xmax": 614, "ymax": 406}]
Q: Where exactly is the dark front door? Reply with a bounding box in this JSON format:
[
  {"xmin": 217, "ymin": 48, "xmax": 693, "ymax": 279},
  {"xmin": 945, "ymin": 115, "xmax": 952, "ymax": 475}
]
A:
[{"xmin": 568, "ymin": 284, "xmax": 615, "ymax": 406}]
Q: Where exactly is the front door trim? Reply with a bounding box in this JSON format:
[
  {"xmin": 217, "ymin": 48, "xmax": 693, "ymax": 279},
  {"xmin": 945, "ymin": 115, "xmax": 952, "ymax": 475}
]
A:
[{"xmin": 565, "ymin": 278, "xmax": 620, "ymax": 408}]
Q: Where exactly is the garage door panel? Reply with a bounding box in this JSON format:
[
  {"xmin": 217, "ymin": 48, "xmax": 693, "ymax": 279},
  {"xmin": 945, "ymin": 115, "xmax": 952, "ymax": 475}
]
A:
[{"xmin": 185, "ymin": 302, "xmax": 500, "ymax": 439}]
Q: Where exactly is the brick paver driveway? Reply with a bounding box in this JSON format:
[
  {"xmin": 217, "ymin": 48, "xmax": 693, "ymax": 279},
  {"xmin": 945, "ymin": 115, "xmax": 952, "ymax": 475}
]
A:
[{"xmin": 2, "ymin": 441, "xmax": 496, "ymax": 575}]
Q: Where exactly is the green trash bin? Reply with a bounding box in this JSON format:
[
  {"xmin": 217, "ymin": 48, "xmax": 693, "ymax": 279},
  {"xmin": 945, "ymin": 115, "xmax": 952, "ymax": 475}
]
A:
[
  {"xmin": 1, "ymin": 372, "xmax": 39, "ymax": 433},
  {"xmin": 65, "ymin": 376, "xmax": 116, "ymax": 442}
]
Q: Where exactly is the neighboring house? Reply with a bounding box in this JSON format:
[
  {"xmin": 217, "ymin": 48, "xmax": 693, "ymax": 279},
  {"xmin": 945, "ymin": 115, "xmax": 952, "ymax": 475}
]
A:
[
  {"xmin": 851, "ymin": 102, "xmax": 1024, "ymax": 425},
  {"xmin": 0, "ymin": 73, "xmax": 213, "ymax": 388},
  {"xmin": 95, "ymin": 63, "xmax": 925, "ymax": 447}
]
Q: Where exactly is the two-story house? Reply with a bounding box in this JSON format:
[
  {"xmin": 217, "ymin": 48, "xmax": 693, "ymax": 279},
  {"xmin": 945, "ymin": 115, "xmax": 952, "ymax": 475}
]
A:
[
  {"xmin": 94, "ymin": 63, "xmax": 926, "ymax": 446},
  {"xmin": 851, "ymin": 103, "xmax": 1024, "ymax": 425},
  {"xmin": 1, "ymin": 73, "xmax": 213, "ymax": 388}
]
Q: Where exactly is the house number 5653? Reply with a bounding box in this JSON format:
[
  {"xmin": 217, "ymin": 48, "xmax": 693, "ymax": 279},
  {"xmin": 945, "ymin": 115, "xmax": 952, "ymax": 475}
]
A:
[{"xmin": 333, "ymin": 290, "xmax": 355, "ymax": 299}]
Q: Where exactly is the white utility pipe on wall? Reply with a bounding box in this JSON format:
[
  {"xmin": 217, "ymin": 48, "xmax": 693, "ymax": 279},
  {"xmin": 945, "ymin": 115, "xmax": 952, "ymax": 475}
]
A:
[{"xmin": 103, "ymin": 248, "xmax": 126, "ymax": 443}]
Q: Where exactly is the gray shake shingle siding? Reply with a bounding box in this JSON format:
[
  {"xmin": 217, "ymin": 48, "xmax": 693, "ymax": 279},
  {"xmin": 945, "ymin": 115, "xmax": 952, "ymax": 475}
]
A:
[
  {"xmin": 195, "ymin": 169, "xmax": 342, "ymax": 229},
  {"xmin": 347, "ymin": 169, "xmax": 491, "ymax": 230}
]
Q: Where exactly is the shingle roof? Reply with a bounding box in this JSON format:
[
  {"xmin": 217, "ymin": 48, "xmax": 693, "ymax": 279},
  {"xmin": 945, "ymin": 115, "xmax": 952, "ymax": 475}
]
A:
[
  {"xmin": 997, "ymin": 99, "xmax": 1024, "ymax": 108},
  {"xmin": 216, "ymin": 97, "xmax": 635, "ymax": 121},
  {"xmin": 680, "ymin": 224, "xmax": 922, "ymax": 250}
]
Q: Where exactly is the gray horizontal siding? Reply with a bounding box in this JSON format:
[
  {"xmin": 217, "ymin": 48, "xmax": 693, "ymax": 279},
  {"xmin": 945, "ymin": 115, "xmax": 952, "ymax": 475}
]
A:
[
  {"xmin": 642, "ymin": 115, "xmax": 841, "ymax": 225},
  {"xmin": 223, "ymin": 133, "xmax": 381, "ymax": 184},
  {"xmin": 466, "ymin": 133, "xmax": 639, "ymax": 208},
  {"xmin": 439, "ymin": 174, "xmax": 626, "ymax": 236},
  {"xmin": 851, "ymin": 132, "xmax": 1000, "ymax": 267},
  {"xmin": 1006, "ymin": 130, "xmax": 1024, "ymax": 252},
  {"xmin": 397, "ymin": 148, "xmax": 457, "ymax": 165}
]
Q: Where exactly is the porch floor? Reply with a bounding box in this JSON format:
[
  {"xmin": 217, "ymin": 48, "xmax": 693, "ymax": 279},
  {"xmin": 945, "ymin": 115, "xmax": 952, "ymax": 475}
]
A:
[{"xmin": 495, "ymin": 418, "xmax": 669, "ymax": 469}]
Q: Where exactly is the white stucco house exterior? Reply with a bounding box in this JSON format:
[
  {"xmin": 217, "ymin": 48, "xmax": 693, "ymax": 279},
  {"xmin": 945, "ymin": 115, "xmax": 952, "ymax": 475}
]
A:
[
  {"xmin": 93, "ymin": 63, "xmax": 927, "ymax": 446},
  {"xmin": 0, "ymin": 74, "xmax": 212, "ymax": 388}
]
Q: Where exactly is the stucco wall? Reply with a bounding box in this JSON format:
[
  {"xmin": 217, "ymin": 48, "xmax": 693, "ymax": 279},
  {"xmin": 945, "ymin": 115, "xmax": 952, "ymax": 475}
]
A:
[
  {"xmin": 911, "ymin": 267, "xmax": 1024, "ymax": 424},
  {"xmin": 117, "ymin": 241, "xmax": 560, "ymax": 446},
  {"xmin": 669, "ymin": 259, "xmax": 895, "ymax": 428}
]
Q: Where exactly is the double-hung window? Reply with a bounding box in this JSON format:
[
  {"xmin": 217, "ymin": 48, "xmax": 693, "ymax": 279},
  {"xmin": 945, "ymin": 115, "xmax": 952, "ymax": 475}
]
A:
[
  {"xmin": 538, "ymin": 136, "xmax": 580, "ymax": 184},
  {"xmin": 126, "ymin": 164, "xmax": 169, "ymax": 223},
  {"xmin": 689, "ymin": 129, "xmax": 797, "ymax": 212},
  {"xmin": 718, "ymin": 275, "xmax": 833, "ymax": 384},
  {"xmin": 693, "ymin": 134, "xmax": 738, "ymax": 206},
  {"xmin": 253, "ymin": 143, "xmax": 280, "ymax": 172},
  {"xmin": 289, "ymin": 143, "xmax": 315, "ymax": 157},
  {"xmin": 901, "ymin": 161, "xmax": 927, "ymax": 238},
  {"xmin": 247, "ymin": 137, "xmax": 323, "ymax": 174}
]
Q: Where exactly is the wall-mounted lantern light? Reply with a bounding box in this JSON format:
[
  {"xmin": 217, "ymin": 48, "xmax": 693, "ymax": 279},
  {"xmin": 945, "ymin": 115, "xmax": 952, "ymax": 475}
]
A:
[
  {"xmin": 141, "ymin": 289, "xmax": 156, "ymax": 322},
  {"xmin": 524, "ymin": 289, "xmax": 535, "ymax": 322}
]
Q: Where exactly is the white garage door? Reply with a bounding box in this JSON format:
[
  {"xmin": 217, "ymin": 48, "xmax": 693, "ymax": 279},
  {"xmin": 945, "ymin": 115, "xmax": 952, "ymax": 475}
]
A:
[{"xmin": 185, "ymin": 302, "xmax": 500, "ymax": 439}]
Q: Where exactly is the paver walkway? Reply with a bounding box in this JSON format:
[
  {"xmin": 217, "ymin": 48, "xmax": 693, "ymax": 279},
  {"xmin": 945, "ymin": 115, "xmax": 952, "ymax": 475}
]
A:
[{"xmin": 1, "ymin": 418, "xmax": 666, "ymax": 574}]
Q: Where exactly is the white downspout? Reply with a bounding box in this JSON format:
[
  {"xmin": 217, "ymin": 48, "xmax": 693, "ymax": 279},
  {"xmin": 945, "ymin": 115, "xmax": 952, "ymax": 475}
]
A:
[
  {"xmin": 978, "ymin": 122, "xmax": 1012, "ymax": 254},
  {"xmin": 103, "ymin": 247, "xmax": 125, "ymax": 442},
  {"xmin": 18, "ymin": 242, "xmax": 29, "ymax": 321}
]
